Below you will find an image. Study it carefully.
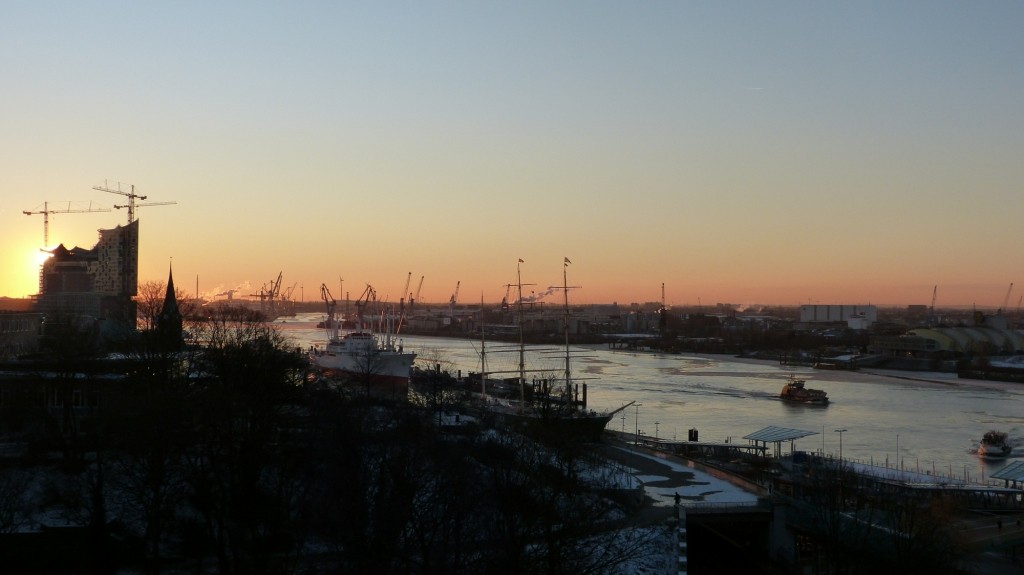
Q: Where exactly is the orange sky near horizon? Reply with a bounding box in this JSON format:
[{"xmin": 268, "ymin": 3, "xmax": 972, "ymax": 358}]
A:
[
  {"xmin": 1, "ymin": 211, "xmax": 1014, "ymax": 310},
  {"xmin": 2, "ymin": 3, "xmax": 1022, "ymax": 310}
]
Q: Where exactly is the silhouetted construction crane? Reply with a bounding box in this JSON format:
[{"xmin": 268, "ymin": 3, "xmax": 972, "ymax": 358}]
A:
[
  {"xmin": 1001, "ymin": 282, "xmax": 1014, "ymax": 313},
  {"xmin": 93, "ymin": 181, "xmax": 176, "ymax": 224},
  {"xmin": 22, "ymin": 201, "xmax": 111, "ymax": 247}
]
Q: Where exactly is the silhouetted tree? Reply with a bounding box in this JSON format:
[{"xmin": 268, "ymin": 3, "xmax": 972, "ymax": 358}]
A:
[{"xmin": 181, "ymin": 306, "xmax": 306, "ymax": 574}]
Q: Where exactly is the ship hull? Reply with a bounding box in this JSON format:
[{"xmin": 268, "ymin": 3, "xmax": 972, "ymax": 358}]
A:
[
  {"xmin": 312, "ymin": 329, "xmax": 416, "ymax": 382},
  {"xmin": 485, "ymin": 407, "xmax": 612, "ymax": 443},
  {"xmin": 314, "ymin": 350, "xmax": 416, "ymax": 381}
]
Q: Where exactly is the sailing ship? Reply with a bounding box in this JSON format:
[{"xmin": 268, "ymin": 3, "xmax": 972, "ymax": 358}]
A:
[
  {"xmin": 475, "ymin": 259, "xmax": 623, "ymax": 442},
  {"xmin": 312, "ymin": 283, "xmax": 416, "ymax": 392}
]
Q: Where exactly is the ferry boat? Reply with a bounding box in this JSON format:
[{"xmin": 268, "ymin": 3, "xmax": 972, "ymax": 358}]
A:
[
  {"xmin": 779, "ymin": 375, "xmax": 829, "ymax": 405},
  {"xmin": 978, "ymin": 430, "xmax": 1012, "ymax": 458}
]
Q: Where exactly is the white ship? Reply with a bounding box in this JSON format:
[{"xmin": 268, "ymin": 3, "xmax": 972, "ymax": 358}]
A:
[{"xmin": 313, "ymin": 284, "xmax": 416, "ymax": 388}]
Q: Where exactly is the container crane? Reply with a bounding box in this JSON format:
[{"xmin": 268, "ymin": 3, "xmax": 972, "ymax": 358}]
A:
[{"xmin": 23, "ymin": 201, "xmax": 111, "ymax": 247}]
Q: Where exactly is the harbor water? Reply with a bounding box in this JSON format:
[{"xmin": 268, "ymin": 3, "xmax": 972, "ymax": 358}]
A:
[{"xmin": 278, "ymin": 313, "xmax": 1024, "ymax": 485}]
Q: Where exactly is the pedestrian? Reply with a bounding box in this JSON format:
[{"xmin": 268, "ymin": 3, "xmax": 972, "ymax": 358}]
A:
[{"xmin": 674, "ymin": 492, "xmax": 681, "ymax": 505}]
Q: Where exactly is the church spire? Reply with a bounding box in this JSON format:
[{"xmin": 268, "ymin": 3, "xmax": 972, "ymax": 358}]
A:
[{"xmin": 156, "ymin": 261, "xmax": 183, "ymax": 350}]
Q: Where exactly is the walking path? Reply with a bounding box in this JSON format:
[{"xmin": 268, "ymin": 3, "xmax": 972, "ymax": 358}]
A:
[{"xmin": 597, "ymin": 436, "xmax": 764, "ymax": 525}]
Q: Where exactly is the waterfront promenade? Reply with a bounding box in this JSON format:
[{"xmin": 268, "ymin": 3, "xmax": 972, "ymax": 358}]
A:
[{"xmin": 600, "ymin": 430, "xmax": 1024, "ymax": 574}]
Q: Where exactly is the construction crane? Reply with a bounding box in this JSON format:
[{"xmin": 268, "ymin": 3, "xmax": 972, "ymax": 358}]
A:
[
  {"xmin": 23, "ymin": 201, "xmax": 111, "ymax": 247},
  {"xmin": 1001, "ymin": 282, "xmax": 1014, "ymax": 313},
  {"xmin": 93, "ymin": 181, "xmax": 176, "ymax": 224}
]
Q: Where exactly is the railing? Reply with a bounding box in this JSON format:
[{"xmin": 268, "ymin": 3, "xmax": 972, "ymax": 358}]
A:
[{"xmin": 679, "ymin": 499, "xmax": 771, "ymax": 514}]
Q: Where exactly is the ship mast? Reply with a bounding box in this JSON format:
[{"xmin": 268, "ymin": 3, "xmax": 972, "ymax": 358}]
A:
[
  {"xmin": 563, "ymin": 258, "xmax": 572, "ymax": 393},
  {"xmin": 558, "ymin": 257, "xmax": 580, "ymax": 402},
  {"xmin": 480, "ymin": 292, "xmax": 487, "ymax": 400},
  {"xmin": 517, "ymin": 259, "xmax": 526, "ymax": 405}
]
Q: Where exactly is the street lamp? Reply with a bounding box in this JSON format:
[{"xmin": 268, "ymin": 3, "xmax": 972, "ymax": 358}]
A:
[
  {"xmin": 835, "ymin": 428, "xmax": 847, "ymax": 461},
  {"xmin": 634, "ymin": 403, "xmax": 643, "ymax": 444},
  {"xmin": 655, "ymin": 421, "xmax": 660, "ymax": 440}
]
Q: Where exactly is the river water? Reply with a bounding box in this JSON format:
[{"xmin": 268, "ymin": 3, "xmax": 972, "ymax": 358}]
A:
[{"xmin": 276, "ymin": 313, "xmax": 1024, "ymax": 484}]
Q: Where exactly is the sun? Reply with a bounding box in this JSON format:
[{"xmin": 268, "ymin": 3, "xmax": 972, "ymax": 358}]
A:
[
  {"xmin": 0, "ymin": 244, "xmax": 46, "ymax": 298},
  {"xmin": 34, "ymin": 249, "xmax": 51, "ymax": 267}
]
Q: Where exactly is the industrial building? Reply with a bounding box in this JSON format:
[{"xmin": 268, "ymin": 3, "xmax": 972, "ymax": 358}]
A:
[{"xmin": 799, "ymin": 304, "xmax": 877, "ymax": 329}]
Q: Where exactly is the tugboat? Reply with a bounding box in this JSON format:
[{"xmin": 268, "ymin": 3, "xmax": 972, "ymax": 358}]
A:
[
  {"xmin": 979, "ymin": 430, "xmax": 1012, "ymax": 458},
  {"xmin": 779, "ymin": 375, "xmax": 829, "ymax": 405}
]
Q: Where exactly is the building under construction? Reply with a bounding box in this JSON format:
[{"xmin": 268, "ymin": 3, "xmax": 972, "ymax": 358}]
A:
[{"xmin": 34, "ymin": 219, "xmax": 139, "ymax": 335}]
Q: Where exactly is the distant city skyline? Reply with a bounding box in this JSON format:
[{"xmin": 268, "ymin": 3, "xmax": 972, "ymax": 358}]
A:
[{"xmin": 3, "ymin": 3, "xmax": 1022, "ymax": 308}]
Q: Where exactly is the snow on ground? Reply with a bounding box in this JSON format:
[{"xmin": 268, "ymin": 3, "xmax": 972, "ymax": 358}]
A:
[{"xmin": 628, "ymin": 448, "xmax": 762, "ymax": 508}]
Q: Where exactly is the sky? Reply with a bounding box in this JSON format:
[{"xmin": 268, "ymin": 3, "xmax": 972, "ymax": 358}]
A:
[{"xmin": 2, "ymin": 2, "xmax": 1022, "ymax": 308}]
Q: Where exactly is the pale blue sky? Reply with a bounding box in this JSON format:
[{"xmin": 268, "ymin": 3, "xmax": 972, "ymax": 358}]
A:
[{"xmin": 3, "ymin": 2, "xmax": 1022, "ymax": 306}]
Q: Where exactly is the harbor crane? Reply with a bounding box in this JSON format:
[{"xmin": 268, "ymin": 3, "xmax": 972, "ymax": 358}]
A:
[
  {"xmin": 23, "ymin": 201, "xmax": 111, "ymax": 247},
  {"xmin": 320, "ymin": 284, "xmax": 337, "ymax": 329},
  {"xmin": 399, "ymin": 272, "xmax": 412, "ymax": 310},
  {"xmin": 398, "ymin": 272, "xmax": 412, "ymax": 333},
  {"xmin": 354, "ymin": 284, "xmax": 378, "ymax": 330},
  {"xmin": 250, "ymin": 272, "xmax": 284, "ymax": 316},
  {"xmin": 928, "ymin": 285, "xmax": 939, "ymax": 326},
  {"xmin": 449, "ymin": 280, "xmax": 460, "ymax": 320},
  {"xmin": 282, "ymin": 282, "xmax": 298, "ymax": 302},
  {"xmin": 410, "ymin": 275, "xmax": 424, "ymax": 310},
  {"xmin": 1001, "ymin": 282, "xmax": 1014, "ymax": 313},
  {"xmin": 450, "ymin": 280, "xmax": 460, "ymax": 305},
  {"xmin": 93, "ymin": 181, "xmax": 177, "ymax": 224}
]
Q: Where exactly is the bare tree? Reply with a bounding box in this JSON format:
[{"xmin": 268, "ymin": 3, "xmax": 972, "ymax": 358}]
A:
[
  {"xmin": 180, "ymin": 306, "xmax": 307, "ymax": 574},
  {"xmin": 135, "ymin": 280, "xmax": 198, "ymax": 331}
]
